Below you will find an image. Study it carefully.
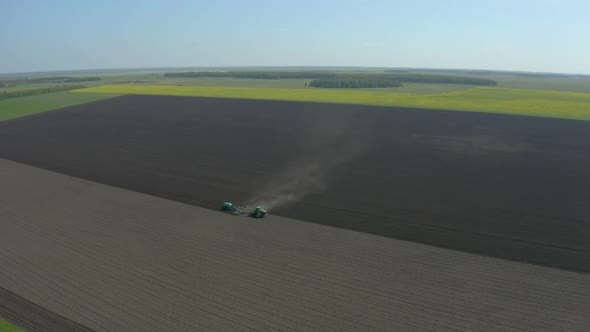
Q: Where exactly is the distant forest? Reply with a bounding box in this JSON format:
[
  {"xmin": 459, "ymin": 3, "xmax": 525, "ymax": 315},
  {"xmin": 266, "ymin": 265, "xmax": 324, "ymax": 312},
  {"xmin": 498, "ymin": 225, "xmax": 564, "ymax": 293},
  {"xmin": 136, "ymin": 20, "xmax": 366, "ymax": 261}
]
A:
[
  {"xmin": 309, "ymin": 79, "xmax": 402, "ymax": 88},
  {"xmin": 383, "ymin": 72, "xmax": 497, "ymax": 86},
  {"xmin": 165, "ymin": 71, "xmax": 334, "ymax": 79},
  {"xmin": 0, "ymin": 85, "xmax": 86, "ymax": 100},
  {"xmin": 166, "ymin": 71, "xmax": 497, "ymax": 87},
  {"xmin": 0, "ymin": 76, "xmax": 100, "ymax": 86}
]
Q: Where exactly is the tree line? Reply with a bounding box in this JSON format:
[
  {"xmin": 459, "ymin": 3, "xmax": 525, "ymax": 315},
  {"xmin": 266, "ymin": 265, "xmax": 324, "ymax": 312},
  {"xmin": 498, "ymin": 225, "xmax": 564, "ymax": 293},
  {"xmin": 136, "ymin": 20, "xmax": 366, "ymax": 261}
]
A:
[
  {"xmin": 165, "ymin": 71, "xmax": 335, "ymax": 79},
  {"xmin": 166, "ymin": 71, "xmax": 498, "ymax": 86},
  {"xmin": 308, "ymin": 79, "xmax": 403, "ymax": 88},
  {"xmin": 0, "ymin": 76, "xmax": 100, "ymax": 86},
  {"xmin": 383, "ymin": 72, "xmax": 497, "ymax": 85},
  {"xmin": 0, "ymin": 85, "xmax": 86, "ymax": 101}
]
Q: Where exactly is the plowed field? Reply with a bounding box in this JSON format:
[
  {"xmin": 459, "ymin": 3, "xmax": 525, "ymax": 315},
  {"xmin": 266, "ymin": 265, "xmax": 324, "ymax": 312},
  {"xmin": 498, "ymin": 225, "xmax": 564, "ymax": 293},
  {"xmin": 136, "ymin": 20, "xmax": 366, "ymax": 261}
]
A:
[
  {"xmin": 1, "ymin": 95, "xmax": 589, "ymax": 272},
  {"xmin": 1, "ymin": 158, "xmax": 589, "ymax": 331}
]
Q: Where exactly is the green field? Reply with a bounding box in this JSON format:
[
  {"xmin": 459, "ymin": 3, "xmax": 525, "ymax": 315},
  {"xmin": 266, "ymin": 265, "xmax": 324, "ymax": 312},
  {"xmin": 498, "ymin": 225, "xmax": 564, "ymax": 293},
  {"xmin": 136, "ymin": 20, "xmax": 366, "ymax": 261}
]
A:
[
  {"xmin": 76, "ymin": 85, "xmax": 590, "ymax": 121},
  {"xmin": 53, "ymin": 74, "xmax": 472, "ymax": 94},
  {"xmin": 151, "ymin": 77, "xmax": 475, "ymax": 94},
  {"xmin": 2, "ymin": 68, "xmax": 590, "ymax": 122},
  {"xmin": 0, "ymin": 92, "xmax": 120, "ymax": 121},
  {"xmin": 0, "ymin": 320, "xmax": 23, "ymax": 332}
]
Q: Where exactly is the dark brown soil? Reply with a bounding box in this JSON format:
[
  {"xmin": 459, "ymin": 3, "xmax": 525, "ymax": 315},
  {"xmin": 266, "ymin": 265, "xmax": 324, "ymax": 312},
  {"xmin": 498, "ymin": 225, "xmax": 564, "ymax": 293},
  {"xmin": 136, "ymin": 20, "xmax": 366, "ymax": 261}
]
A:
[
  {"xmin": 0, "ymin": 287, "xmax": 93, "ymax": 332},
  {"xmin": 1, "ymin": 95, "xmax": 589, "ymax": 271},
  {"xmin": 2, "ymin": 157, "xmax": 590, "ymax": 331}
]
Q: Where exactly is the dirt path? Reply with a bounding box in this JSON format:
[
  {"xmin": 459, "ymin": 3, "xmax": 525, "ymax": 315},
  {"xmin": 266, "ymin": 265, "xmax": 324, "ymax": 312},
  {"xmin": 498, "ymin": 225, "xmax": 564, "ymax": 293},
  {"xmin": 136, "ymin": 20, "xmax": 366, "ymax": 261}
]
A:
[{"xmin": 1, "ymin": 158, "xmax": 589, "ymax": 331}]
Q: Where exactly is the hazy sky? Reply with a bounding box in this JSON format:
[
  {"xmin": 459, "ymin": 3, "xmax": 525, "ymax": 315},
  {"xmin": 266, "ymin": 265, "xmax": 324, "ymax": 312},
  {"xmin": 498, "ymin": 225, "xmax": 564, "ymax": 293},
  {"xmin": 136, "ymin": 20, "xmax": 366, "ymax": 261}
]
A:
[{"xmin": 1, "ymin": 0, "xmax": 589, "ymax": 74}]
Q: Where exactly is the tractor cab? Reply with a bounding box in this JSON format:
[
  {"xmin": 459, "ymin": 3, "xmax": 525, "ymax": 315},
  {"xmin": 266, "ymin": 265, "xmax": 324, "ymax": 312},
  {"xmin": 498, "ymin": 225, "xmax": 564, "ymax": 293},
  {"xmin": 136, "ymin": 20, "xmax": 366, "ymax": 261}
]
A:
[
  {"xmin": 249, "ymin": 206, "xmax": 267, "ymax": 218},
  {"xmin": 222, "ymin": 202, "xmax": 234, "ymax": 212}
]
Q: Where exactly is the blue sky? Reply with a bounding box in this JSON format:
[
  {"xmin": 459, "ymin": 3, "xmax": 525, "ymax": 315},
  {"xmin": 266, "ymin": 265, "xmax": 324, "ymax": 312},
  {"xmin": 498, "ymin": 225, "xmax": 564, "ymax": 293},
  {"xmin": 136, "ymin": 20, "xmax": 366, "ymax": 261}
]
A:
[{"xmin": 1, "ymin": 0, "xmax": 589, "ymax": 74}]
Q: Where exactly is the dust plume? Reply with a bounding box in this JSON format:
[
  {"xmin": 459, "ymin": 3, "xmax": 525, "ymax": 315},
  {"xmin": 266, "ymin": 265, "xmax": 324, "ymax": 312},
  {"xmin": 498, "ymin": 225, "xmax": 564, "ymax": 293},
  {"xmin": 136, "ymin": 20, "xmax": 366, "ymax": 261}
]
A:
[
  {"xmin": 246, "ymin": 137, "xmax": 365, "ymax": 211},
  {"xmin": 246, "ymin": 162, "xmax": 326, "ymax": 210},
  {"xmin": 248, "ymin": 107, "xmax": 372, "ymax": 210},
  {"xmin": 245, "ymin": 106, "xmax": 378, "ymax": 211}
]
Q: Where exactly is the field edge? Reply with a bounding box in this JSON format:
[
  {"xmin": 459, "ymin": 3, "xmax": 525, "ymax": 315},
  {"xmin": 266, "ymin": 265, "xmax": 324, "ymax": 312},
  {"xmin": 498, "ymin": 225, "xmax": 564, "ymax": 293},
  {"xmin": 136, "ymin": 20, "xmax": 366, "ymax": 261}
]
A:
[
  {"xmin": 74, "ymin": 85, "xmax": 590, "ymax": 121},
  {"xmin": 0, "ymin": 92, "xmax": 122, "ymax": 122}
]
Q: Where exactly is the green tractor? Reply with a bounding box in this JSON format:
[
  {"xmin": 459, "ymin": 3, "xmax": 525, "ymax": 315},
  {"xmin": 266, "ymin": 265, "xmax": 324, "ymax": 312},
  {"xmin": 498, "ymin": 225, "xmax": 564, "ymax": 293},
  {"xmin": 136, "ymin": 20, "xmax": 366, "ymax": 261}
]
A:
[
  {"xmin": 249, "ymin": 206, "xmax": 267, "ymax": 219},
  {"xmin": 222, "ymin": 202, "xmax": 237, "ymax": 213},
  {"xmin": 221, "ymin": 202, "xmax": 267, "ymax": 219}
]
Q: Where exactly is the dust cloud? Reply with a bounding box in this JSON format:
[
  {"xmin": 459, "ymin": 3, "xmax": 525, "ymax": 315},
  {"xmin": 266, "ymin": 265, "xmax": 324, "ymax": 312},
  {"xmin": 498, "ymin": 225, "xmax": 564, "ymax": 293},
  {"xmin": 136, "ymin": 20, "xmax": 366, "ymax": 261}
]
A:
[
  {"xmin": 246, "ymin": 142, "xmax": 362, "ymax": 210},
  {"xmin": 246, "ymin": 110, "xmax": 374, "ymax": 211}
]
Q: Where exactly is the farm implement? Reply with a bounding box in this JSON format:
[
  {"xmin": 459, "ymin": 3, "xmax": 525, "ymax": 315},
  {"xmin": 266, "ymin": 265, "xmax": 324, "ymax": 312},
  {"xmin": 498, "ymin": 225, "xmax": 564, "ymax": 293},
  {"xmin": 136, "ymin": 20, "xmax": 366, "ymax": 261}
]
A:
[{"xmin": 221, "ymin": 202, "xmax": 267, "ymax": 219}]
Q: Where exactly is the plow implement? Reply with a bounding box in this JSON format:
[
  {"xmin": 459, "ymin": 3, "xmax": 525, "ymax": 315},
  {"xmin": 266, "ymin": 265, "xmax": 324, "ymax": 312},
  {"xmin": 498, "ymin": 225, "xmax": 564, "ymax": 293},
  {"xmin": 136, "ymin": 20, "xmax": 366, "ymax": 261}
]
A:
[{"xmin": 221, "ymin": 202, "xmax": 267, "ymax": 218}]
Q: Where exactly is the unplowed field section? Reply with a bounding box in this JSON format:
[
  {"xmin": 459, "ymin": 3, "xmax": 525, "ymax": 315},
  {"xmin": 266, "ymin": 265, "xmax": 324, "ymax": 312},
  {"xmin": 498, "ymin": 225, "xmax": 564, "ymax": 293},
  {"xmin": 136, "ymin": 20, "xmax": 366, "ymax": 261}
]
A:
[
  {"xmin": 1, "ymin": 158, "xmax": 589, "ymax": 331},
  {"xmin": 0, "ymin": 95, "xmax": 589, "ymax": 271}
]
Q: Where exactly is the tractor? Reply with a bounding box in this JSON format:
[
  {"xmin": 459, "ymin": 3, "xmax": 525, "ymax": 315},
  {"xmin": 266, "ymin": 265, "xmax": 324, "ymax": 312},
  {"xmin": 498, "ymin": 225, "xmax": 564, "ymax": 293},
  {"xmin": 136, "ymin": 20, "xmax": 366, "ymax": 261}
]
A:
[
  {"xmin": 221, "ymin": 202, "xmax": 267, "ymax": 218},
  {"xmin": 249, "ymin": 206, "xmax": 267, "ymax": 218}
]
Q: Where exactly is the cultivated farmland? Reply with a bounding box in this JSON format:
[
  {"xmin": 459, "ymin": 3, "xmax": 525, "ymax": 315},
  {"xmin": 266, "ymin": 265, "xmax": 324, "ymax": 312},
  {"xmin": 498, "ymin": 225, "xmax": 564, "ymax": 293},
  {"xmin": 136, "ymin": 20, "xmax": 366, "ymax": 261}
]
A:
[
  {"xmin": 0, "ymin": 287, "xmax": 91, "ymax": 332},
  {"xmin": 76, "ymin": 85, "xmax": 590, "ymax": 120},
  {"xmin": 1, "ymin": 158, "xmax": 589, "ymax": 331},
  {"xmin": 1, "ymin": 95, "xmax": 589, "ymax": 273},
  {"xmin": 0, "ymin": 92, "xmax": 120, "ymax": 121}
]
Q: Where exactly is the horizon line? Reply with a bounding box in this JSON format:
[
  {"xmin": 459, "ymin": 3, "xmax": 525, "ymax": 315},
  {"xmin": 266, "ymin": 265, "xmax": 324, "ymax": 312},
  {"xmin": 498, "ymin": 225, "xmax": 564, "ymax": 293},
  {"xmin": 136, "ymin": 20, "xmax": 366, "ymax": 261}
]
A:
[{"xmin": 1, "ymin": 66, "xmax": 588, "ymax": 77}]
